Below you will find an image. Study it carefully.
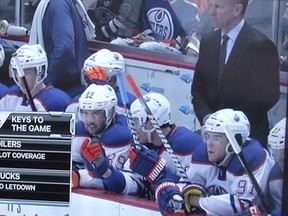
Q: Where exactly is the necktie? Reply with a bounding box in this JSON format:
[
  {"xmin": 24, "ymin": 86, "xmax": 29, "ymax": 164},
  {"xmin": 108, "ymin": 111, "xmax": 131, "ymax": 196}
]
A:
[{"xmin": 218, "ymin": 35, "xmax": 229, "ymax": 82}]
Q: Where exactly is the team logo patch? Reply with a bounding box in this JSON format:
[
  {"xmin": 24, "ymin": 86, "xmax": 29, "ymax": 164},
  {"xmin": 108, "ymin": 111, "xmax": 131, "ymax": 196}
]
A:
[
  {"xmin": 207, "ymin": 185, "xmax": 228, "ymax": 195},
  {"xmin": 147, "ymin": 8, "xmax": 174, "ymax": 40}
]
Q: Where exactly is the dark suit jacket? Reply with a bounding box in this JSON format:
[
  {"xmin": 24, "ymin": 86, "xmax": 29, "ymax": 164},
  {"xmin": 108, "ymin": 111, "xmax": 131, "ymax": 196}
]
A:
[{"xmin": 191, "ymin": 22, "xmax": 280, "ymax": 146}]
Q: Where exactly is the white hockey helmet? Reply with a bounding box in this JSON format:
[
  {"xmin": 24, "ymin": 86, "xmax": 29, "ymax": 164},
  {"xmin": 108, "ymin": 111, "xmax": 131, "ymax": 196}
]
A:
[
  {"xmin": 204, "ymin": 109, "xmax": 250, "ymax": 145},
  {"xmin": 0, "ymin": 44, "xmax": 5, "ymax": 67},
  {"xmin": 268, "ymin": 117, "xmax": 286, "ymax": 150},
  {"xmin": 10, "ymin": 44, "xmax": 47, "ymax": 85},
  {"xmin": 130, "ymin": 93, "xmax": 171, "ymax": 127},
  {"xmin": 81, "ymin": 48, "xmax": 125, "ymax": 86},
  {"xmin": 79, "ymin": 83, "xmax": 118, "ymax": 126}
]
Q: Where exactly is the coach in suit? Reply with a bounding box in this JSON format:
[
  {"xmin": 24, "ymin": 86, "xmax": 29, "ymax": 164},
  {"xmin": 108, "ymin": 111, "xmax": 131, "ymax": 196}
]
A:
[{"xmin": 191, "ymin": 0, "xmax": 280, "ymax": 148}]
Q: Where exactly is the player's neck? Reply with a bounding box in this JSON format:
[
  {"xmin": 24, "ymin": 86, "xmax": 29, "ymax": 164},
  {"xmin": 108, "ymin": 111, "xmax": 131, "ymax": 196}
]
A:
[{"xmin": 31, "ymin": 82, "xmax": 46, "ymax": 97}]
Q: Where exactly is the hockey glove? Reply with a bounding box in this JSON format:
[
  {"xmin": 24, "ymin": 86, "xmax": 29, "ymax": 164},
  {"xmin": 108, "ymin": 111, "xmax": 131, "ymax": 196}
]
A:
[
  {"xmin": 182, "ymin": 183, "xmax": 207, "ymax": 213},
  {"xmin": 80, "ymin": 138, "xmax": 109, "ymax": 178},
  {"xmin": 84, "ymin": 66, "xmax": 107, "ymax": 82},
  {"xmin": 129, "ymin": 145, "xmax": 166, "ymax": 184},
  {"xmin": 155, "ymin": 181, "xmax": 185, "ymax": 216},
  {"xmin": 71, "ymin": 161, "xmax": 84, "ymax": 188}
]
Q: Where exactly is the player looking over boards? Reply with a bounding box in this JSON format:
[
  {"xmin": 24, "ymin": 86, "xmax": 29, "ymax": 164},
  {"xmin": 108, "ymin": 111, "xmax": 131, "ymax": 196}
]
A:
[
  {"xmin": 72, "ymin": 83, "xmax": 132, "ymax": 189},
  {"xmin": 0, "ymin": 44, "xmax": 70, "ymax": 112},
  {"xmin": 75, "ymin": 92, "xmax": 203, "ymax": 216}
]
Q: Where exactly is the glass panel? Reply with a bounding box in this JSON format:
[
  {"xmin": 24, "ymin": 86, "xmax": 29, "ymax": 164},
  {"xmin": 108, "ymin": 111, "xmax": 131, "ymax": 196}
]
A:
[
  {"xmin": 279, "ymin": 0, "xmax": 288, "ymax": 72},
  {"xmin": 0, "ymin": 0, "xmax": 16, "ymax": 24},
  {"xmin": 245, "ymin": 0, "xmax": 274, "ymax": 39},
  {"xmin": 23, "ymin": 0, "xmax": 37, "ymax": 30},
  {"xmin": 14, "ymin": 0, "xmax": 287, "ymax": 59}
]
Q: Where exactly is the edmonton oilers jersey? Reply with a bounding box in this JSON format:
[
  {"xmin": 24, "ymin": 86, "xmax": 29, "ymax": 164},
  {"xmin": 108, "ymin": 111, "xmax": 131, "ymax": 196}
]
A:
[{"xmin": 141, "ymin": 0, "xmax": 185, "ymax": 40}]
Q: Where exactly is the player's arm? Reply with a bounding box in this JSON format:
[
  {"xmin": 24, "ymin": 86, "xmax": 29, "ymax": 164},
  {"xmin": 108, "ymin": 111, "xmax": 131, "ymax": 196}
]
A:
[
  {"xmin": 129, "ymin": 145, "xmax": 186, "ymax": 215},
  {"xmin": 101, "ymin": 0, "xmax": 143, "ymax": 40}
]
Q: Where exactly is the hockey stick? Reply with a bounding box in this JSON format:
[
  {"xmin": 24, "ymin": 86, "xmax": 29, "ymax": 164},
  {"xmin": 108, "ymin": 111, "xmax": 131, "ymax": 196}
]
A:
[
  {"xmin": 223, "ymin": 125, "xmax": 271, "ymax": 215},
  {"xmin": 12, "ymin": 53, "xmax": 37, "ymax": 111},
  {"xmin": 126, "ymin": 74, "xmax": 191, "ymax": 183},
  {"xmin": 115, "ymin": 72, "xmax": 142, "ymax": 148}
]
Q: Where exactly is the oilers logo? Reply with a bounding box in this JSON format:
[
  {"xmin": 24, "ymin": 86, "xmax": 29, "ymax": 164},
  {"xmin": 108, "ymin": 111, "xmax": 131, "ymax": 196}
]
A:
[
  {"xmin": 180, "ymin": 74, "xmax": 192, "ymax": 83},
  {"xmin": 147, "ymin": 8, "xmax": 174, "ymax": 40},
  {"xmin": 206, "ymin": 185, "xmax": 228, "ymax": 195},
  {"xmin": 140, "ymin": 82, "xmax": 164, "ymax": 93}
]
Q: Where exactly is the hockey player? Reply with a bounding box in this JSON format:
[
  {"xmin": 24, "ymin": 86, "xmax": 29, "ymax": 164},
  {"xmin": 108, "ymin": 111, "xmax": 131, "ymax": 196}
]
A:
[
  {"xmin": 234, "ymin": 117, "xmax": 286, "ymax": 216},
  {"xmin": 72, "ymin": 83, "xmax": 132, "ymax": 189},
  {"xmin": 129, "ymin": 108, "xmax": 275, "ymax": 215},
  {"xmin": 267, "ymin": 117, "xmax": 285, "ymax": 211},
  {"xmin": 65, "ymin": 48, "xmax": 136, "ymax": 116},
  {"xmin": 182, "ymin": 109, "xmax": 275, "ymax": 215},
  {"xmin": 78, "ymin": 92, "xmax": 203, "ymax": 215},
  {"xmin": 0, "ymin": 44, "xmax": 70, "ymax": 111},
  {"xmin": 84, "ymin": 0, "xmax": 143, "ymax": 42},
  {"xmin": 111, "ymin": 0, "xmax": 201, "ymax": 55}
]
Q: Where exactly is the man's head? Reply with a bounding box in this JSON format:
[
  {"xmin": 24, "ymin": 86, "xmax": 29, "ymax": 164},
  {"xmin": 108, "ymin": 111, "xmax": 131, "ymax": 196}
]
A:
[
  {"xmin": 268, "ymin": 117, "xmax": 286, "ymax": 171},
  {"xmin": 209, "ymin": 0, "xmax": 248, "ymax": 33},
  {"xmin": 78, "ymin": 83, "xmax": 118, "ymax": 136},
  {"xmin": 203, "ymin": 108, "xmax": 250, "ymax": 166},
  {"xmin": 81, "ymin": 49, "xmax": 125, "ymax": 87},
  {"xmin": 10, "ymin": 44, "xmax": 47, "ymax": 94},
  {"xmin": 130, "ymin": 93, "xmax": 171, "ymax": 145}
]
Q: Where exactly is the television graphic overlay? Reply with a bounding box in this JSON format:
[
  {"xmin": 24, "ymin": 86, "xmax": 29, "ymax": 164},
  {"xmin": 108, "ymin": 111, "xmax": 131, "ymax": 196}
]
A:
[{"xmin": 0, "ymin": 111, "xmax": 75, "ymax": 206}]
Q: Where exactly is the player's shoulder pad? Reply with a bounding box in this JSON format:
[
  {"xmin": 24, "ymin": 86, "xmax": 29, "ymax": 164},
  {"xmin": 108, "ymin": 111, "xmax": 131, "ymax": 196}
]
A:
[
  {"xmin": 191, "ymin": 143, "xmax": 211, "ymax": 164},
  {"xmin": 228, "ymin": 139, "xmax": 268, "ymax": 175},
  {"xmin": 37, "ymin": 85, "xmax": 71, "ymax": 111},
  {"xmin": 168, "ymin": 125, "xmax": 204, "ymax": 154},
  {"xmin": 7, "ymin": 85, "xmax": 22, "ymax": 95},
  {"xmin": 101, "ymin": 113, "xmax": 131, "ymax": 146},
  {"xmin": 75, "ymin": 121, "xmax": 90, "ymax": 137},
  {"xmin": 70, "ymin": 94, "xmax": 80, "ymax": 103}
]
